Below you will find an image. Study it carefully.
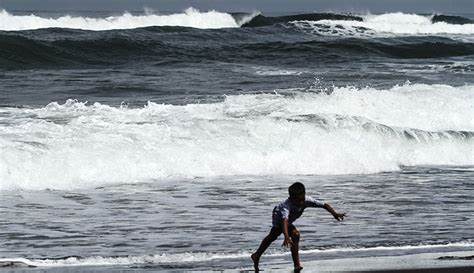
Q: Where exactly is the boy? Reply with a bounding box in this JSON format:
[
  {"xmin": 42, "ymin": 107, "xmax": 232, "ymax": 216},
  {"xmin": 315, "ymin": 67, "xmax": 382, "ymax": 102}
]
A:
[{"xmin": 251, "ymin": 182, "xmax": 346, "ymax": 271}]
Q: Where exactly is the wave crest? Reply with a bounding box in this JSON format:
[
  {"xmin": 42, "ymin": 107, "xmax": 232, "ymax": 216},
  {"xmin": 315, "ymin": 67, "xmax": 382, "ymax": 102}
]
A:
[
  {"xmin": 0, "ymin": 8, "xmax": 241, "ymax": 31},
  {"xmin": 290, "ymin": 12, "xmax": 474, "ymax": 37},
  {"xmin": 1, "ymin": 10, "xmax": 472, "ymax": 34}
]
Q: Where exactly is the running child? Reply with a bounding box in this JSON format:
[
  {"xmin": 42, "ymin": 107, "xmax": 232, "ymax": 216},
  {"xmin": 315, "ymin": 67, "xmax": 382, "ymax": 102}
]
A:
[{"xmin": 251, "ymin": 182, "xmax": 346, "ymax": 271}]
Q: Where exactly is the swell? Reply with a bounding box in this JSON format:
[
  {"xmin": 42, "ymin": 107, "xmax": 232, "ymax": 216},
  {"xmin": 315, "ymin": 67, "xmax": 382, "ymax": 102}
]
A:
[
  {"xmin": 0, "ymin": 28, "xmax": 196, "ymax": 67},
  {"xmin": 241, "ymin": 13, "xmax": 363, "ymax": 27},
  {"xmin": 431, "ymin": 14, "xmax": 474, "ymax": 25},
  {"xmin": 1, "ymin": 29, "xmax": 473, "ymax": 68},
  {"xmin": 239, "ymin": 38, "xmax": 474, "ymax": 59}
]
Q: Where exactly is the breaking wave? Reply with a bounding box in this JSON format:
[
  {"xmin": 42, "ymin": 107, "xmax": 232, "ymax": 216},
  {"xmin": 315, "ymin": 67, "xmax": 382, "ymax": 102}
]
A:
[
  {"xmin": 0, "ymin": 10, "xmax": 473, "ymax": 69},
  {"xmin": 1, "ymin": 9, "xmax": 472, "ymax": 37},
  {"xmin": 243, "ymin": 13, "xmax": 474, "ymax": 28},
  {"xmin": 288, "ymin": 12, "xmax": 474, "ymax": 37},
  {"xmin": 0, "ymin": 83, "xmax": 472, "ymax": 191},
  {"xmin": 0, "ymin": 8, "xmax": 244, "ymax": 31}
]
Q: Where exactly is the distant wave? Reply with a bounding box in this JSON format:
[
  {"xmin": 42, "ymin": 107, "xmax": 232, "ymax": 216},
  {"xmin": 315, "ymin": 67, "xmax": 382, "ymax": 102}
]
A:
[
  {"xmin": 1, "ymin": 241, "xmax": 472, "ymax": 267},
  {"xmin": 1, "ymin": 10, "xmax": 473, "ymax": 70},
  {"xmin": 0, "ymin": 8, "xmax": 243, "ymax": 31},
  {"xmin": 1, "ymin": 83, "xmax": 472, "ymax": 190},
  {"xmin": 237, "ymin": 38, "xmax": 474, "ymax": 58},
  {"xmin": 431, "ymin": 14, "xmax": 474, "ymax": 25},
  {"xmin": 1, "ymin": 9, "xmax": 473, "ymax": 35},
  {"xmin": 243, "ymin": 13, "xmax": 474, "ymax": 28},
  {"xmin": 241, "ymin": 13, "xmax": 362, "ymax": 27},
  {"xmin": 288, "ymin": 13, "xmax": 474, "ymax": 37},
  {"xmin": 1, "ymin": 30, "xmax": 472, "ymax": 69}
]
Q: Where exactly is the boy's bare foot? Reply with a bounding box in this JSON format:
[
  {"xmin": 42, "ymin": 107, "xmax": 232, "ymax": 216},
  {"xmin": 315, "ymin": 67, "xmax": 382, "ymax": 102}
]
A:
[
  {"xmin": 294, "ymin": 265, "xmax": 303, "ymax": 272},
  {"xmin": 251, "ymin": 253, "xmax": 259, "ymax": 271}
]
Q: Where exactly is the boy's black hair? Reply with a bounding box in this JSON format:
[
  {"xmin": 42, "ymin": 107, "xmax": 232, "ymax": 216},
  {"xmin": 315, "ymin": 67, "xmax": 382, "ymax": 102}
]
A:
[{"xmin": 289, "ymin": 182, "xmax": 305, "ymax": 198}]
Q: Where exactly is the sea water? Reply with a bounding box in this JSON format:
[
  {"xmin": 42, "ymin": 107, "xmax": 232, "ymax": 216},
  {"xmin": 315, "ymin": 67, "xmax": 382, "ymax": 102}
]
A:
[{"xmin": 0, "ymin": 8, "xmax": 473, "ymax": 271}]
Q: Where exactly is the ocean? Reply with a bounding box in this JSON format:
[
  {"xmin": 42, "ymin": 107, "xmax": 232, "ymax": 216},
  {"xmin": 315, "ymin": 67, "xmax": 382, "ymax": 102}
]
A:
[{"xmin": 0, "ymin": 8, "xmax": 473, "ymax": 271}]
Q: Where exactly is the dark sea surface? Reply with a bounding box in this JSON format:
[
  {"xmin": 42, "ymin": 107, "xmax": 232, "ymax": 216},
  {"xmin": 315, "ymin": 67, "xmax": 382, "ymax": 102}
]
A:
[{"xmin": 0, "ymin": 9, "xmax": 473, "ymax": 271}]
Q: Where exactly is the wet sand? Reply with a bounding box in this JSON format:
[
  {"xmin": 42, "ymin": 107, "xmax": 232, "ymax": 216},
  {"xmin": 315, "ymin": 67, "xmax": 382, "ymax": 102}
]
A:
[
  {"xmin": 237, "ymin": 251, "xmax": 474, "ymax": 273},
  {"xmin": 351, "ymin": 267, "xmax": 473, "ymax": 273}
]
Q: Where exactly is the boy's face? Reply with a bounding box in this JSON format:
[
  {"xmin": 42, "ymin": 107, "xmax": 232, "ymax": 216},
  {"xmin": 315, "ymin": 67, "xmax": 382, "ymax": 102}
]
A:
[{"xmin": 291, "ymin": 193, "xmax": 305, "ymax": 208}]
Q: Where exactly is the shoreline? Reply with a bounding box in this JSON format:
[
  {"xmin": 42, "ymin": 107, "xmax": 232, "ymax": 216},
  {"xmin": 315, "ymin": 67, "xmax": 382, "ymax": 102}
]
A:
[
  {"xmin": 235, "ymin": 251, "xmax": 474, "ymax": 273},
  {"xmin": 350, "ymin": 267, "xmax": 474, "ymax": 273},
  {"xmin": 1, "ymin": 251, "xmax": 473, "ymax": 272}
]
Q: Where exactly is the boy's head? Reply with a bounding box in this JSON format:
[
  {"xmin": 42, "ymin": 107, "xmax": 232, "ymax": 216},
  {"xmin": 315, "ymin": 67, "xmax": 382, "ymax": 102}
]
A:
[{"xmin": 289, "ymin": 182, "xmax": 305, "ymax": 207}]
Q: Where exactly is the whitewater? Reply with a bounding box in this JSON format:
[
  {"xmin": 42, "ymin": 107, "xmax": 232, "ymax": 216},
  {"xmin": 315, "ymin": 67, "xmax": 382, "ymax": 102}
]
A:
[
  {"xmin": 0, "ymin": 8, "xmax": 244, "ymax": 30},
  {"xmin": 291, "ymin": 12, "xmax": 474, "ymax": 38},
  {"xmin": 0, "ymin": 8, "xmax": 473, "ymax": 37},
  {"xmin": 1, "ymin": 83, "xmax": 473, "ymax": 191}
]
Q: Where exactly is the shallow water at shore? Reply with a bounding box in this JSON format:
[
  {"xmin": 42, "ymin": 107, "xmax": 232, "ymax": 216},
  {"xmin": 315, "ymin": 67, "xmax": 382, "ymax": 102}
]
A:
[{"xmin": 1, "ymin": 166, "xmax": 473, "ymax": 270}]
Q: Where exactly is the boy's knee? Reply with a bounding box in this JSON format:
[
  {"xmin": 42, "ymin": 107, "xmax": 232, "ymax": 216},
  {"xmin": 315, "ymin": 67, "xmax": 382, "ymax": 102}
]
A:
[{"xmin": 291, "ymin": 229, "xmax": 300, "ymax": 240}]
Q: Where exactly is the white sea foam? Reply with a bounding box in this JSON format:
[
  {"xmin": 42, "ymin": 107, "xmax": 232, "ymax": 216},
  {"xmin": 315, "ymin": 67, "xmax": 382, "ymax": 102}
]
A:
[
  {"xmin": 1, "ymin": 241, "xmax": 472, "ymax": 267},
  {"xmin": 1, "ymin": 10, "xmax": 472, "ymax": 36},
  {"xmin": 255, "ymin": 68, "xmax": 307, "ymax": 76},
  {"xmin": 291, "ymin": 12, "xmax": 474, "ymax": 37},
  {"xmin": 0, "ymin": 83, "xmax": 473, "ymax": 190},
  {"xmin": 0, "ymin": 8, "xmax": 241, "ymax": 31},
  {"xmin": 302, "ymin": 83, "xmax": 474, "ymax": 131}
]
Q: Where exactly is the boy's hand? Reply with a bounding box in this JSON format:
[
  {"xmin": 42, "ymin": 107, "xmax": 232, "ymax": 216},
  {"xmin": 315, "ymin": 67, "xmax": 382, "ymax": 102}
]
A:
[
  {"xmin": 324, "ymin": 203, "xmax": 346, "ymax": 221},
  {"xmin": 282, "ymin": 236, "xmax": 293, "ymax": 247},
  {"xmin": 333, "ymin": 213, "xmax": 346, "ymax": 221}
]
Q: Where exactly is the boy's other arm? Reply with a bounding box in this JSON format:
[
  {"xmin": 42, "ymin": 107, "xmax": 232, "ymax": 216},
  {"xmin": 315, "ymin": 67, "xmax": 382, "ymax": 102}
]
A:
[
  {"xmin": 323, "ymin": 203, "xmax": 346, "ymax": 221},
  {"xmin": 281, "ymin": 218, "xmax": 293, "ymax": 247}
]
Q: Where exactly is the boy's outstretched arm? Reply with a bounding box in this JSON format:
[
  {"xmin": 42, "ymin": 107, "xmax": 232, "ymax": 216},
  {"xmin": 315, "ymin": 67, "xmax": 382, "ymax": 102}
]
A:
[
  {"xmin": 323, "ymin": 203, "xmax": 346, "ymax": 221},
  {"xmin": 281, "ymin": 219, "xmax": 293, "ymax": 247}
]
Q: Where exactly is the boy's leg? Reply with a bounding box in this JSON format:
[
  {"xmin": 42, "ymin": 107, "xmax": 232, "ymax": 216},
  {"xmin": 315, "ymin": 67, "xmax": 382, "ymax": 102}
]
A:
[
  {"xmin": 251, "ymin": 228, "xmax": 281, "ymax": 270},
  {"xmin": 289, "ymin": 226, "xmax": 302, "ymax": 270}
]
